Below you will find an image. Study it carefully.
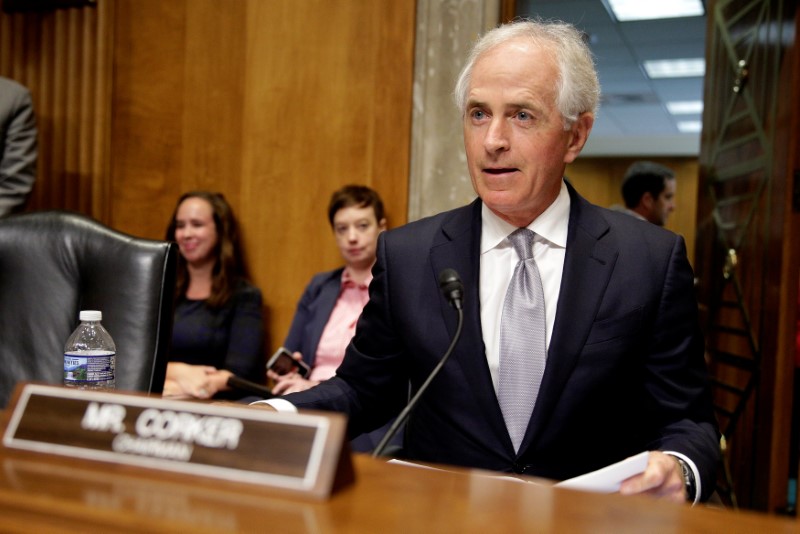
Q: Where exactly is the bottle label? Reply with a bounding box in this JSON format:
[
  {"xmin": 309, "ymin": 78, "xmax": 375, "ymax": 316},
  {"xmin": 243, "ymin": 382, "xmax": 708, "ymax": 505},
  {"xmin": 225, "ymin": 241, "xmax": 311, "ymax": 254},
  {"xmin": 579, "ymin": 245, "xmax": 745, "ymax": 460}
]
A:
[{"xmin": 64, "ymin": 350, "xmax": 115, "ymax": 385}]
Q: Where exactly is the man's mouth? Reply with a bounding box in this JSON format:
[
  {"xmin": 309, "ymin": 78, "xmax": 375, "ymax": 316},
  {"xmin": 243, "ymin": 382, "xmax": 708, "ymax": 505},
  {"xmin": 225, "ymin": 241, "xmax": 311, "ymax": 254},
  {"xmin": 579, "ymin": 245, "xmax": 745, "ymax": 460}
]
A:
[{"xmin": 484, "ymin": 167, "xmax": 517, "ymax": 175}]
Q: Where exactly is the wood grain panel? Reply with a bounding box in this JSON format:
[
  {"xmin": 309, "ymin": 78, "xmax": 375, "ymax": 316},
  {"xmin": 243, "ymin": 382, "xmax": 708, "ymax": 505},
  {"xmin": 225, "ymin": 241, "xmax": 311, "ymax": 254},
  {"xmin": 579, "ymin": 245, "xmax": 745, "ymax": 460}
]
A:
[
  {"xmin": 109, "ymin": 0, "xmax": 188, "ymax": 233},
  {"xmin": 1, "ymin": 446, "xmax": 799, "ymax": 531},
  {"xmin": 108, "ymin": 0, "xmax": 415, "ymax": 348},
  {"xmin": 238, "ymin": 0, "xmax": 414, "ymax": 344},
  {"xmin": 694, "ymin": 0, "xmax": 799, "ymax": 511},
  {"xmin": 0, "ymin": 2, "xmax": 108, "ymax": 218},
  {"xmin": 181, "ymin": 1, "xmax": 246, "ymax": 201},
  {"xmin": 1, "ymin": 0, "xmax": 415, "ymax": 353},
  {"xmin": 110, "ymin": 0, "xmax": 248, "ymax": 234}
]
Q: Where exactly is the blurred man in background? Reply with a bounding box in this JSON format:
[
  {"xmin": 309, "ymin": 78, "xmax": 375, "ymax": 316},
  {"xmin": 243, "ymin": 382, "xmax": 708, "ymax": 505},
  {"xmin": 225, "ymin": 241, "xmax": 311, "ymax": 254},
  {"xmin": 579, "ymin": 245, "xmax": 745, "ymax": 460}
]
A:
[{"xmin": 619, "ymin": 160, "xmax": 676, "ymax": 226}]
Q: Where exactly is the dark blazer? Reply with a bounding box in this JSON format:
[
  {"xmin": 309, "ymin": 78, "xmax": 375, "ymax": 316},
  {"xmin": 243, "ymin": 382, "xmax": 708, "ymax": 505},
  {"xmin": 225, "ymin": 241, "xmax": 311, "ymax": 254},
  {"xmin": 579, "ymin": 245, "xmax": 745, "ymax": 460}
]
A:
[
  {"xmin": 0, "ymin": 77, "xmax": 37, "ymax": 217},
  {"xmin": 283, "ymin": 268, "xmax": 344, "ymax": 368},
  {"xmin": 284, "ymin": 182, "xmax": 719, "ymax": 499}
]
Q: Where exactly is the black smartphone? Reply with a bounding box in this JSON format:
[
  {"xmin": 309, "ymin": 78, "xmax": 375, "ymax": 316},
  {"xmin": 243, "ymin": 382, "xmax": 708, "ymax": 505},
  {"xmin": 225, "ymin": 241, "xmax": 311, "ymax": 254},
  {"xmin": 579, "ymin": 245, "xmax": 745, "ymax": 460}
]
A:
[{"xmin": 267, "ymin": 347, "xmax": 310, "ymax": 377}]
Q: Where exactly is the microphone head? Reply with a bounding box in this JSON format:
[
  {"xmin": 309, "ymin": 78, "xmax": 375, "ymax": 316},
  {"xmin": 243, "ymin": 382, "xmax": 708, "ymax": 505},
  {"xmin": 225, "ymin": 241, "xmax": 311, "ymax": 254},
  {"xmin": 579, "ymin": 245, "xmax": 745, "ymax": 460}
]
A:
[{"xmin": 438, "ymin": 268, "xmax": 464, "ymax": 309}]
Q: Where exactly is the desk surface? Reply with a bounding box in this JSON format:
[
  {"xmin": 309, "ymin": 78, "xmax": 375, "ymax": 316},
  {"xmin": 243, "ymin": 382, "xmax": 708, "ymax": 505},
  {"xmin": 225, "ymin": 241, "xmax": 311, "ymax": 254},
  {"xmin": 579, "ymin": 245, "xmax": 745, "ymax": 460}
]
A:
[{"xmin": 0, "ymin": 445, "xmax": 796, "ymax": 533}]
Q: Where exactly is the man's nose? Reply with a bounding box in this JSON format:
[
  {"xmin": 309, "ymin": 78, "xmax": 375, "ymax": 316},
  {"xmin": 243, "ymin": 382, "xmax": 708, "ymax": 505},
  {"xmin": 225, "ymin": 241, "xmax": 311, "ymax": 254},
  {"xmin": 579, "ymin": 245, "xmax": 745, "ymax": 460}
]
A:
[{"xmin": 484, "ymin": 118, "xmax": 510, "ymax": 152}]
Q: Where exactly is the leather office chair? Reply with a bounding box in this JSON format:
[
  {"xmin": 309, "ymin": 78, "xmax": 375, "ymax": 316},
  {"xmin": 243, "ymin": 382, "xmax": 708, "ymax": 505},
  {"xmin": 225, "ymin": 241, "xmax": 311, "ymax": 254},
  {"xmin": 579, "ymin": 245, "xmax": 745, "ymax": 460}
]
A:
[{"xmin": 0, "ymin": 210, "xmax": 177, "ymax": 407}]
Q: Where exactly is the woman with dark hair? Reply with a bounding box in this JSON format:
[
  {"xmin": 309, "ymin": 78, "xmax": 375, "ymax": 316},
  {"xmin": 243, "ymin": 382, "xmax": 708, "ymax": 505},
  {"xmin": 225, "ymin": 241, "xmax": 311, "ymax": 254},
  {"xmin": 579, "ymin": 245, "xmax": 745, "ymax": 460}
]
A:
[
  {"xmin": 163, "ymin": 191, "xmax": 265, "ymax": 399},
  {"xmin": 270, "ymin": 185, "xmax": 386, "ymax": 396}
]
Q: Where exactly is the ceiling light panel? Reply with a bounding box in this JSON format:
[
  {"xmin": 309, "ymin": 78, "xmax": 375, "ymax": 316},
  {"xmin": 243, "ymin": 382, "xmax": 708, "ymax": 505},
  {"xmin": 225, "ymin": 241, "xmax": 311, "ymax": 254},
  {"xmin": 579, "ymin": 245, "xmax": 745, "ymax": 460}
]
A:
[
  {"xmin": 666, "ymin": 100, "xmax": 704, "ymax": 114},
  {"xmin": 605, "ymin": 0, "xmax": 705, "ymax": 22},
  {"xmin": 643, "ymin": 58, "xmax": 705, "ymax": 78},
  {"xmin": 677, "ymin": 120, "xmax": 703, "ymax": 133}
]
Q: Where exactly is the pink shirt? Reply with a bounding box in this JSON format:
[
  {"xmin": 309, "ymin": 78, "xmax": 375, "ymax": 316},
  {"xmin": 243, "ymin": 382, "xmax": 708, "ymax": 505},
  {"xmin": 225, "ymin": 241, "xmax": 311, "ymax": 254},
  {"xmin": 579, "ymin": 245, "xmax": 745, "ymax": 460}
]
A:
[{"xmin": 308, "ymin": 268, "xmax": 371, "ymax": 381}]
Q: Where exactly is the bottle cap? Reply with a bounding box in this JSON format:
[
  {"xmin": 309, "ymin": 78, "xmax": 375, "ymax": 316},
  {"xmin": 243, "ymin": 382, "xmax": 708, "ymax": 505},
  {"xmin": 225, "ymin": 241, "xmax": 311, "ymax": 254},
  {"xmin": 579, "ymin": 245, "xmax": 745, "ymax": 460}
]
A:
[{"xmin": 79, "ymin": 310, "xmax": 102, "ymax": 322}]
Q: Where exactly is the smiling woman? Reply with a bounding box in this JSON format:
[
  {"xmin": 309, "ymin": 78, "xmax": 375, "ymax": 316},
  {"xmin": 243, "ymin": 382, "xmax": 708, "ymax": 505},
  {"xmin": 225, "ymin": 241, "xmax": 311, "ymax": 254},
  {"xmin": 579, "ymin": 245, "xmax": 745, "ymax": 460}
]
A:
[{"xmin": 163, "ymin": 191, "xmax": 265, "ymax": 401}]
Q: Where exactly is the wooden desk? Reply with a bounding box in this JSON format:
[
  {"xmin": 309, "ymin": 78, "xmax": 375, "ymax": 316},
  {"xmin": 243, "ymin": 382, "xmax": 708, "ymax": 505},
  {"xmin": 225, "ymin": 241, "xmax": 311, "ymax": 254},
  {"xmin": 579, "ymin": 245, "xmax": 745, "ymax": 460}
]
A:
[{"xmin": 0, "ymin": 445, "xmax": 796, "ymax": 533}]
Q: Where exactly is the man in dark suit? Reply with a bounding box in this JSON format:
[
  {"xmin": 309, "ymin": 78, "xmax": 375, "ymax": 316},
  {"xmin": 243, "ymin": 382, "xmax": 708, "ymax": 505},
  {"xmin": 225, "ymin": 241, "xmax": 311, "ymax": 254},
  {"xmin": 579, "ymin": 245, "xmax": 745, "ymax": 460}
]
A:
[
  {"xmin": 257, "ymin": 19, "xmax": 719, "ymax": 503},
  {"xmin": 0, "ymin": 76, "xmax": 37, "ymax": 217}
]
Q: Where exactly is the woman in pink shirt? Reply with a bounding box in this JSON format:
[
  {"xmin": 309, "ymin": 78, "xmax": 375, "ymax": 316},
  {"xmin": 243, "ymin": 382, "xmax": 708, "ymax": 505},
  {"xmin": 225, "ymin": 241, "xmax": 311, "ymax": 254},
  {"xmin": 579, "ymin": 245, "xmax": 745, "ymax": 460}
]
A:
[
  {"xmin": 269, "ymin": 185, "xmax": 395, "ymax": 452},
  {"xmin": 272, "ymin": 185, "xmax": 386, "ymax": 394}
]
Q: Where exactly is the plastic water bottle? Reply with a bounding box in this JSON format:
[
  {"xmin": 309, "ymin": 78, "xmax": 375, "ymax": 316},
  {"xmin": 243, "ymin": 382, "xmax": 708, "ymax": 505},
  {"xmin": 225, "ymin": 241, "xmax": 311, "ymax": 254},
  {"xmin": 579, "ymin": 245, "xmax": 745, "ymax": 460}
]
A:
[{"xmin": 63, "ymin": 310, "xmax": 116, "ymax": 390}]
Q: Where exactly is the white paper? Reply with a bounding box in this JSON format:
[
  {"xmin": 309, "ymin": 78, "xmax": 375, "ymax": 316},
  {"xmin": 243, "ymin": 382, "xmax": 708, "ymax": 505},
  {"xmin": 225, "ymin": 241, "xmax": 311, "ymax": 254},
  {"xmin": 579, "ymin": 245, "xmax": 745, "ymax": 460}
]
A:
[{"xmin": 554, "ymin": 451, "xmax": 650, "ymax": 493}]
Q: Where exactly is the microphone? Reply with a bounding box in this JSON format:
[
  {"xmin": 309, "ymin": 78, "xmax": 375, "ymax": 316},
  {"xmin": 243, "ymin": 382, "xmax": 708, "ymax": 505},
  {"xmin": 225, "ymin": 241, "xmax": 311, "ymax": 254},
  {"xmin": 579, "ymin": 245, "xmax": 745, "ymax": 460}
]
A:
[
  {"xmin": 438, "ymin": 268, "xmax": 464, "ymax": 310},
  {"xmin": 372, "ymin": 268, "xmax": 465, "ymax": 458}
]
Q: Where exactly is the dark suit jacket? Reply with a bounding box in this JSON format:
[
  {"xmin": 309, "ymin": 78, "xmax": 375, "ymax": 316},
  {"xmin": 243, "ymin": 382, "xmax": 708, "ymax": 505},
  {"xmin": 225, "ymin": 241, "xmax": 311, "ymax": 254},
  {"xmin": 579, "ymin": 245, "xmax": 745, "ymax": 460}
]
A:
[
  {"xmin": 0, "ymin": 77, "xmax": 37, "ymax": 217},
  {"xmin": 284, "ymin": 182, "xmax": 719, "ymax": 499},
  {"xmin": 283, "ymin": 268, "xmax": 344, "ymax": 368}
]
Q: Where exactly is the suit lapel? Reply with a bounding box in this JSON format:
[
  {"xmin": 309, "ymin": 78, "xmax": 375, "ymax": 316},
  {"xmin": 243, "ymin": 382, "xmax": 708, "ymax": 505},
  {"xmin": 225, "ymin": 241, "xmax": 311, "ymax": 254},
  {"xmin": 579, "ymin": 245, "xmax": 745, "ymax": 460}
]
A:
[
  {"xmin": 522, "ymin": 184, "xmax": 619, "ymax": 450},
  {"xmin": 429, "ymin": 201, "xmax": 479, "ymax": 340},
  {"xmin": 429, "ymin": 200, "xmax": 511, "ymax": 443}
]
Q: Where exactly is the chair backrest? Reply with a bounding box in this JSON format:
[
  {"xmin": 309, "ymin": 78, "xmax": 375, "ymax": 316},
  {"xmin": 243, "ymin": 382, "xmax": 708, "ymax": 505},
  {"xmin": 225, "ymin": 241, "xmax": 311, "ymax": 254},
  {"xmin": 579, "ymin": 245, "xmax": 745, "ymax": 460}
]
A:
[{"xmin": 0, "ymin": 210, "xmax": 177, "ymax": 406}]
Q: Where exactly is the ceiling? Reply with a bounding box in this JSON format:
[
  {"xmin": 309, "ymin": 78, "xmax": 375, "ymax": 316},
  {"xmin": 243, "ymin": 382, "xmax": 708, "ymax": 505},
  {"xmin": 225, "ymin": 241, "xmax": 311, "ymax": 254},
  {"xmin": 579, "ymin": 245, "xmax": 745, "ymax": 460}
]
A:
[{"xmin": 515, "ymin": 0, "xmax": 707, "ymax": 157}]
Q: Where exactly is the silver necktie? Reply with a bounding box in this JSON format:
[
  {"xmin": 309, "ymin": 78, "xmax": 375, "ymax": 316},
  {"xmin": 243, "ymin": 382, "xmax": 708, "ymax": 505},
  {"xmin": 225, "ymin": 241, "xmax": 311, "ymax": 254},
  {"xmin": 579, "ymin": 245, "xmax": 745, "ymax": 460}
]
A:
[{"xmin": 498, "ymin": 228, "xmax": 547, "ymax": 453}]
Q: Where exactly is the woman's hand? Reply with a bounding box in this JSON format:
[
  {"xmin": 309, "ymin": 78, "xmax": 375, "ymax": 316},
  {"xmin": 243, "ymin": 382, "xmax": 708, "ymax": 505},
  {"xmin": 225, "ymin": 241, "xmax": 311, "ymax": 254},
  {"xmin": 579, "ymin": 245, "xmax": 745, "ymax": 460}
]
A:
[
  {"xmin": 207, "ymin": 369, "xmax": 233, "ymax": 393},
  {"xmin": 163, "ymin": 362, "xmax": 227, "ymax": 399}
]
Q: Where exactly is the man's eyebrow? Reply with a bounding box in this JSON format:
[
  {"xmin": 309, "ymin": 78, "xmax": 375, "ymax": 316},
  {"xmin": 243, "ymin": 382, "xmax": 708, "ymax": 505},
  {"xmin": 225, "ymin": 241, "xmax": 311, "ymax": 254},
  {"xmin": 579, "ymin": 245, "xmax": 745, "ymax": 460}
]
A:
[
  {"xmin": 505, "ymin": 102, "xmax": 528, "ymax": 110},
  {"xmin": 507, "ymin": 98, "xmax": 541, "ymax": 110},
  {"xmin": 464, "ymin": 99, "xmax": 541, "ymax": 113}
]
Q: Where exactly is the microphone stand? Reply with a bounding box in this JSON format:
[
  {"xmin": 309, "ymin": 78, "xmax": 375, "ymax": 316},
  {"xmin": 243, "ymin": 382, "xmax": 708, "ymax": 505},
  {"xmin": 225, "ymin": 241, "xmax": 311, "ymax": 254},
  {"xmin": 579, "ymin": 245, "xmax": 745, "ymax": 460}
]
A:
[{"xmin": 371, "ymin": 306, "xmax": 464, "ymax": 458}]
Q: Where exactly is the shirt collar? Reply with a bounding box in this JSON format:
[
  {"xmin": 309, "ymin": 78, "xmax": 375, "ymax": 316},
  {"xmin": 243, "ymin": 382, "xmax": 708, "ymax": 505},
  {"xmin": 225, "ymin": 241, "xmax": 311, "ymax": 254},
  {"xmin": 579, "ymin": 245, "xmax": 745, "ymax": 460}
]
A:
[
  {"xmin": 625, "ymin": 208, "xmax": 648, "ymax": 222},
  {"xmin": 480, "ymin": 179, "xmax": 571, "ymax": 254},
  {"xmin": 341, "ymin": 266, "xmax": 372, "ymax": 289}
]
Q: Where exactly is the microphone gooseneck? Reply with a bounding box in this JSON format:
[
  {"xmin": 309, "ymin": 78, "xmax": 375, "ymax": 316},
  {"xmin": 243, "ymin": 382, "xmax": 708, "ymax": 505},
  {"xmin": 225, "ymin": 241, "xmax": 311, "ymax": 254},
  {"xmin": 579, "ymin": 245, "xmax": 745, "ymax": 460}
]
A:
[
  {"xmin": 372, "ymin": 269, "xmax": 465, "ymax": 458},
  {"xmin": 226, "ymin": 375, "xmax": 275, "ymax": 399}
]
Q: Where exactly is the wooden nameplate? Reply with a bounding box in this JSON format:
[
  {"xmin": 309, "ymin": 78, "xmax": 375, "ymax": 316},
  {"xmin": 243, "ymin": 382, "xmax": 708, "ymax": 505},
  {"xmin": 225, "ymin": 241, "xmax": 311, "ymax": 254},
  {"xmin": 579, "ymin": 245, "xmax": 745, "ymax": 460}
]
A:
[{"xmin": 2, "ymin": 383, "xmax": 353, "ymax": 499}]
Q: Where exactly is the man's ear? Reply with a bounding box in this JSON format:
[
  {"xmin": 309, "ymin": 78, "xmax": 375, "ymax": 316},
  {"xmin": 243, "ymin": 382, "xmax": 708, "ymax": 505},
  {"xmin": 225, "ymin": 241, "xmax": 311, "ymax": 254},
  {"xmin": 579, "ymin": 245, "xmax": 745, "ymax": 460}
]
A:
[
  {"xmin": 640, "ymin": 192, "xmax": 655, "ymax": 212},
  {"xmin": 564, "ymin": 112, "xmax": 594, "ymax": 164}
]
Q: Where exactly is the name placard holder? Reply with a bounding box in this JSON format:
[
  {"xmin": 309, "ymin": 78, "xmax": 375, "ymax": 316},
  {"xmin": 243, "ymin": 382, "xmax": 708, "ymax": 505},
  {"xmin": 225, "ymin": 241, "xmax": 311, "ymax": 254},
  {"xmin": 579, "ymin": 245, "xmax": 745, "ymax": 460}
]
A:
[{"xmin": 2, "ymin": 383, "xmax": 354, "ymax": 499}]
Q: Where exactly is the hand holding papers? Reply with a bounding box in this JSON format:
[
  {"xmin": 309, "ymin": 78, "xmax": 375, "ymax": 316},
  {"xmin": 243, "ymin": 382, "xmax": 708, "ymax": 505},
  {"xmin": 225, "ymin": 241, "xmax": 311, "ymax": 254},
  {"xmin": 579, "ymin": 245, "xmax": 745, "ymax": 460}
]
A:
[
  {"xmin": 555, "ymin": 451, "xmax": 650, "ymax": 493},
  {"xmin": 388, "ymin": 451, "xmax": 651, "ymax": 494}
]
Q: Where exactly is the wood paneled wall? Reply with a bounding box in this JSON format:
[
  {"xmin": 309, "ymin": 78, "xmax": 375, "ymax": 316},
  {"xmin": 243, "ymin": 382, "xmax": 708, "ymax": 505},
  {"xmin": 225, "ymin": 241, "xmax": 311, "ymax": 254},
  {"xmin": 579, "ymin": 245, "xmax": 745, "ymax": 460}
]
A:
[
  {"xmin": 1, "ymin": 0, "xmax": 416, "ymax": 350},
  {"xmin": 0, "ymin": 0, "xmax": 112, "ymax": 216},
  {"xmin": 2, "ymin": 1, "xmax": 700, "ymax": 354}
]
